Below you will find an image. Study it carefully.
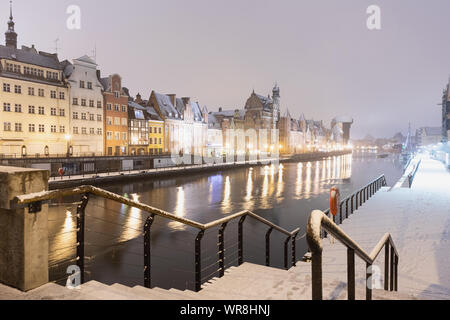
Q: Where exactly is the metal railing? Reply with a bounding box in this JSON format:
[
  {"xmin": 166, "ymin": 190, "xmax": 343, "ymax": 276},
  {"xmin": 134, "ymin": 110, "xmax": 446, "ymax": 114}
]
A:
[
  {"xmin": 323, "ymin": 175, "xmax": 387, "ymax": 229},
  {"xmin": 306, "ymin": 210, "xmax": 399, "ymax": 300},
  {"xmin": 407, "ymin": 159, "xmax": 421, "ymax": 188},
  {"xmin": 14, "ymin": 185, "xmax": 299, "ymax": 292},
  {"xmin": 13, "ymin": 174, "xmax": 389, "ymax": 295}
]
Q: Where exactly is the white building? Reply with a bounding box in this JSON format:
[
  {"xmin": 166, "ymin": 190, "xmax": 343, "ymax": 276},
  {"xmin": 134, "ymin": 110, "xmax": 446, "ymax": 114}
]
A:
[{"xmin": 61, "ymin": 56, "xmax": 104, "ymax": 156}]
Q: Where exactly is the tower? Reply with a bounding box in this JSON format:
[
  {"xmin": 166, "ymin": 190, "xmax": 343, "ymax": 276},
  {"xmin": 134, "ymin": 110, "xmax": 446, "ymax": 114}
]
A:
[
  {"xmin": 272, "ymin": 83, "xmax": 280, "ymax": 129},
  {"xmin": 5, "ymin": 1, "xmax": 17, "ymax": 49}
]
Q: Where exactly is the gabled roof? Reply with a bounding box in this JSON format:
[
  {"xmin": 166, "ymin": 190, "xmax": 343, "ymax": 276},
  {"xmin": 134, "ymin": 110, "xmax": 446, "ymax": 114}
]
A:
[
  {"xmin": 254, "ymin": 93, "xmax": 273, "ymax": 110},
  {"xmin": 0, "ymin": 44, "xmax": 62, "ymax": 70},
  {"xmin": 152, "ymin": 92, "xmax": 181, "ymax": 119},
  {"xmin": 190, "ymin": 101, "xmax": 204, "ymax": 122},
  {"xmin": 75, "ymin": 55, "xmax": 97, "ymax": 65}
]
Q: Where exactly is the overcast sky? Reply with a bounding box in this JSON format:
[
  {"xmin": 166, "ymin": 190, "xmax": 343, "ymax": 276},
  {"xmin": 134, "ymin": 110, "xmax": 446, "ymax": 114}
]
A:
[{"xmin": 2, "ymin": 0, "xmax": 449, "ymax": 139}]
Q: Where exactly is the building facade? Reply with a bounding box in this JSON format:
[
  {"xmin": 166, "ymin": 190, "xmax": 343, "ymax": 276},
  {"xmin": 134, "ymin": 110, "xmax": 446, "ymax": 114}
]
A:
[
  {"xmin": 128, "ymin": 100, "xmax": 150, "ymax": 155},
  {"xmin": 416, "ymin": 127, "xmax": 442, "ymax": 147},
  {"xmin": 0, "ymin": 9, "xmax": 70, "ymax": 157},
  {"xmin": 62, "ymin": 55, "xmax": 104, "ymax": 156},
  {"xmin": 148, "ymin": 91, "xmax": 207, "ymax": 157},
  {"xmin": 100, "ymin": 74, "xmax": 129, "ymax": 156}
]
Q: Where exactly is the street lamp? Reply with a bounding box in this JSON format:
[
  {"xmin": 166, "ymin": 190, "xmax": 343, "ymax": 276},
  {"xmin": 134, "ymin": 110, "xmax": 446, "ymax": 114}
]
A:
[{"xmin": 65, "ymin": 134, "xmax": 72, "ymax": 157}]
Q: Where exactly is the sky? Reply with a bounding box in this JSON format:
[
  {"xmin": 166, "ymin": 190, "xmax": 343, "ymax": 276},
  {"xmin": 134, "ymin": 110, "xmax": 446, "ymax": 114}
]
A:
[{"xmin": 2, "ymin": 0, "xmax": 449, "ymax": 139}]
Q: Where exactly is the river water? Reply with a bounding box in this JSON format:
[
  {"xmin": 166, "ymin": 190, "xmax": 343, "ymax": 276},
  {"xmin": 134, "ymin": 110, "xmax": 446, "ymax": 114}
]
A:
[{"xmin": 48, "ymin": 152, "xmax": 404, "ymax": 290}]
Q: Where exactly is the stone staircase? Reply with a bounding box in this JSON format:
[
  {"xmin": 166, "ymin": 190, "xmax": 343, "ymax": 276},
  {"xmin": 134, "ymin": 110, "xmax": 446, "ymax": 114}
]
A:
[{"xmin": 4, "ymin": 187, "xmax": 435, "ymax": 300}]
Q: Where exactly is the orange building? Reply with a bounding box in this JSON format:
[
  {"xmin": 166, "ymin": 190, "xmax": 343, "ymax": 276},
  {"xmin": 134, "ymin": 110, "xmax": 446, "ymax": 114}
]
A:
[{"xmin": 100, "ymin": 74, "xmax": 129, "ymax": 155}]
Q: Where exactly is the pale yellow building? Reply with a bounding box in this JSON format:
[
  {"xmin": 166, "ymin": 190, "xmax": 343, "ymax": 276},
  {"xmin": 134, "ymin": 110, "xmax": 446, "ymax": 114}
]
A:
[{"xmin": 0, "ymin": 11, "xmax": 70, "ymax": 157}]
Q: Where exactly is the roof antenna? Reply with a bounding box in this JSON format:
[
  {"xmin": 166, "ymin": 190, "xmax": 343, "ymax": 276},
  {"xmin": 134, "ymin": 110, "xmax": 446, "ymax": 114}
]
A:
[
  {"xmin": 90, "ymin": 44, "xmax": 97, "ymax": 62},
  {"xmin": 54, "ymin": 38, "xmax": 60, "ymax": 54}
]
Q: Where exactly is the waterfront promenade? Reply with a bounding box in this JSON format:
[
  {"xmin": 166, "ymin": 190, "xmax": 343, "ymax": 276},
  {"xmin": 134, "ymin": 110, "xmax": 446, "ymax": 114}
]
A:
[{"xmin": 1, "ymin": 154, "xmax": 448, "ymax": 300}]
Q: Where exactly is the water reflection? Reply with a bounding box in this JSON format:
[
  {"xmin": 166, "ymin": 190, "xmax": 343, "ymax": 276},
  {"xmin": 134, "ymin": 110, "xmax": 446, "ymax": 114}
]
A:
[{"xmin": 168, "ymin": 187, "xmax": 186, "ymax": 230}]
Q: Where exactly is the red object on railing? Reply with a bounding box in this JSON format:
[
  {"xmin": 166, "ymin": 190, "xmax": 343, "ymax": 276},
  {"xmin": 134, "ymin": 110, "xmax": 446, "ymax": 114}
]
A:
[
  {"xmin": 330, "ymin": 187, "xmax": 340, "ymax": 217},
  {"xmin": 58, "ymin": 168, "xmax": 65, "ymax": 177}
]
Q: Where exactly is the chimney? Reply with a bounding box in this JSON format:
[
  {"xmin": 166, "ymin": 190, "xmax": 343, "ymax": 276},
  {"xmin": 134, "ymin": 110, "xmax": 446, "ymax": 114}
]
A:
[
  {"xmin": 219, "ymin": 107, "xmax": 223, "ymax": 112},
  {"xmin": 167, "ymin": 94, "xmax": 176, "ymax": 106},
  {"xmin": 182, "ymin": 97, "xmax": 190, "ymax": 106}
]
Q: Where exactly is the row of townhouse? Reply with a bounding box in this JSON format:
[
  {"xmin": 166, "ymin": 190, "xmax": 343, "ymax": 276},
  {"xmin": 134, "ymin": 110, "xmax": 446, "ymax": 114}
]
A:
[{"xmin": 0, "ymin": 7, "xmax": 352, "ymax": 159}]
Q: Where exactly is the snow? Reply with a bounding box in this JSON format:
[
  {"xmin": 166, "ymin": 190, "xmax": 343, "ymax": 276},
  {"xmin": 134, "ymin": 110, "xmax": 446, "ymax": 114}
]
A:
[{"xmin": 325, "ymin": 155, "xmax": 450, "ymax": 299}]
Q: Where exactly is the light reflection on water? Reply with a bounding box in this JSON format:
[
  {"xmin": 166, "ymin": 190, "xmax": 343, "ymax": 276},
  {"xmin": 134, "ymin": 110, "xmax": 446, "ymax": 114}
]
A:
[{"xmin": 48, "ymin": 154, "xmax": 404, "ymax": 287}]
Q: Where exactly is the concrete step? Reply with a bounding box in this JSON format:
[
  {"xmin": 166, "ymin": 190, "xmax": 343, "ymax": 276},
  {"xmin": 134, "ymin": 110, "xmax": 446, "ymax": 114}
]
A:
[
  {"xmin": 110, "ymin": 283, "xmax": 153, "ymax": 300},
  {"xmin": 80, "ymin": 281, "xmax": 134, "ymax": 300}
]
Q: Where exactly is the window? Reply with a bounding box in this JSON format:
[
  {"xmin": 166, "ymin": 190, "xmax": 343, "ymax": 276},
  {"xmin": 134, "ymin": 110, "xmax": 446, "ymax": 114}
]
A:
[
  {"xmin": 51, "ymin": 108, "xmax": 57, "ymax": 116},
  {"xmin": 122, "ymin": 132, "xmax": 127, "ymax": 141},
  {"xmin": 106, "ymin": 131, "xmax": 113, "ymax": 140},
  {"xmin": 121, "ymin": 118, "xmax": 127, "ymax": 126},
  {"xmin": 28, "ymin": 105, "xmax": 35, "ymax": 114},
  {"xmin": 60, "ymin": 126, "xmax": 65, "ymax": 133},
  {"xmin": 15, "ymin": 104, "xmax": 22, "ymax": 113},
  {"xmin": 149, "ymin": 138, "xmax": 153, "ymax": 144},
  {"xmin": 149, "ymin": 127, "xmax": 153, "ymax": 134},
  {"xmin": 15, "ymin": 123, "xmax": 22, "ymax": 132},
  {"xmin": 81, "ymin": 113, "xmax": 87, "ymax": 120},
  {"xmin": 38, "ymin": 124, "xmax": 45, "ymax": 133},
  {"xmin": 114, "ymin": 104, "xmax": 119, "ymax": 111},
  {"xmin": 59, "ymin": 92, "xmax": 65, "ymax": 100},
  {"xmin": 73, "ymin": 112, "xmax": 78, "ymax": 120},
  {"xmin": 14, "ymin": 85, "xmax": 21, "ymax": 94},
  {"xmin": 121, "ymin": 105, "xmax": 126, "ymax": 112},
  {"xmin": 97, "ymin": 114, "xmax": 102, "ymax": 122},
  {"xmin": 107, "ymin": 117, "xmax": 113, "ymax": 125},
  {"xmin": 73, "ymin": 127, "xmax": 79, "ymax": 134},
  {"xmin": 4, "ymin": 122, "xmax": 11, "ymax": 131},
  {"xmin": 90, "ymin": 128, "xmax": 95, "ymax": 135},
  {"xmin": 159, "ymin": 138, "xmax": 162, "ymax": 144},
  {"xmin": 28, "ymin": 87, "xmax": 34, "ymax": 96},
  {"xmin": 80, "ymin": 81, "xmax": 85, "ymax": 88},
  {"xmin": 3, "ymin": 103, "xmax": 11, "ymax": 112},
  {"xmin": 3, "ymin": 83, "xmax": 10, "ymax": 92},
  {"xmin": 97, "ymin": 101, "xmax": 102, "ymax": 108},
  {"xmin": 81, "ymin": 127, "xmax": 87, "ymax": 135},
  {"xmin": 38, "ymin": 107, "xmax": 45, "ymax": 115},
  {"xmin": 115, "ymin": 132, "xmax": 120, "ymax": 140},
  {"xmin": 87, "ymin": 82, "xmax": 92, "ymax": 89},
  {"xmin": 90, "ymin": 114, "xmax": 95, "ymax": 121},
  {"xmin": 51, "ymin": 125, "xmax": 57, "ymax": 133},
  {"xmin": 89, "ymin": 100, "xmax": 94, "ymax": 108},
  {"xmin": 38, "ymin": 89, "xmax": 44, "ymax": 97},
  {"xmin": 106, "ymin": 103, "xmax": 112, "ymax": 111},
  {"xmin": 50, "ymin": 91, "xmax": 57, "ymax": 99},
  {"xmin": 73, "ymin": 98, "xmax": 78, "ymax": 105},
  {"xmin": 114, "ymin": 117, "xmax": 120, "ymax": 125},
  {"xmin": 159, "ymin": 128, "xmax": 162, "ymax": 134},
  {"xmin": 97, "ymin": 128, "xmax": 102, "ymax": 135},
  {"xmin": 81, "ymin": 99, "xmax": 86, "ymax": 106},
  {"xmin": 114, "ymin": 91, "xmax": 119, "ymax": 98},
  {"xmin": 29, "ymin": 124, "xmax": 35, "ymax": 132},
  {"xmin": 59, "ymin": 109, "xmax": 65, "ymax": 117}
]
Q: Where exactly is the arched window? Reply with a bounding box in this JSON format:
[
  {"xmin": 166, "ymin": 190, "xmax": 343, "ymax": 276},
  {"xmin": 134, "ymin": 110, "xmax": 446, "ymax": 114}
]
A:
[
  {"xmin": 21, "ymin": 145, "xmax": 27, "ymax": 157},
  {"xmin": 44, "ymin": 146, "xmax": 49, "ymax": 156}
]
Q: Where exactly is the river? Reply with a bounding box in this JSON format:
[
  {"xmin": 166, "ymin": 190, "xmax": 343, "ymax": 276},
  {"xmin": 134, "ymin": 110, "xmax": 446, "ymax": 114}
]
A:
[{"xmin": 48, "ymin": 152, "xmax": 404, "ymax": 290}]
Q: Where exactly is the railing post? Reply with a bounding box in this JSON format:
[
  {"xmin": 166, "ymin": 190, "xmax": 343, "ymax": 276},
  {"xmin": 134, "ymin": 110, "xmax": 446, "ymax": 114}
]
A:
[
  {"xmin": 144, "ymin": 214, "xmax": 155, "ymax": 288},
  {"xmin": 339, "ymin": 202, "xmax": 343, "ymax": 224},
  {"xmin": 238, "ymin": 215, "xmax": 247, "ymax": 266},
  {"xmin": 390, "ymin": 246, "xmax": 395, "ymax": 291},
  {"xmin": 384, "ymin": 242, "xmax": 389, "ymax": 291},
  {"xmin": 345, "ymin": 198, "xmax": 349, "ymax": 219},
  {"xmin": 311, "ymin": 250, "xmax": 323, "ymax": 300},
  {"xmin": 265, "ymin": 227, "xmax": 273, "ymax": 266},
  {"xmin": 351, "ymin": 195, "xmax": 354, "ymax": 213},
  {"xmin": 218, "ymin": 222, "xmax": 228, "ymax": 277},
  {"xmin": 394, "ymin": 255, "xmax": 399, "ymax": 291},
  {"xmin": 284, "ymin": 235, "xmax": 291, "ymax": 270},
  {"xmin": 292, "ymin": 233, "xmax": 298, "ymax": 267},
  {"xmin": 76, "ymin": 193, "xmax": 90, "ymax": 285},
  {"xmin": 347, "ymin": 248, "xmax": 355, "ymax": 300},
  {"xmin": 366, "ymin": 263, "xmax": 373, "ymax": 300},
  {"xmin": 195, "ymin": 230, "xmax": 205, "ymax": 292}
]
